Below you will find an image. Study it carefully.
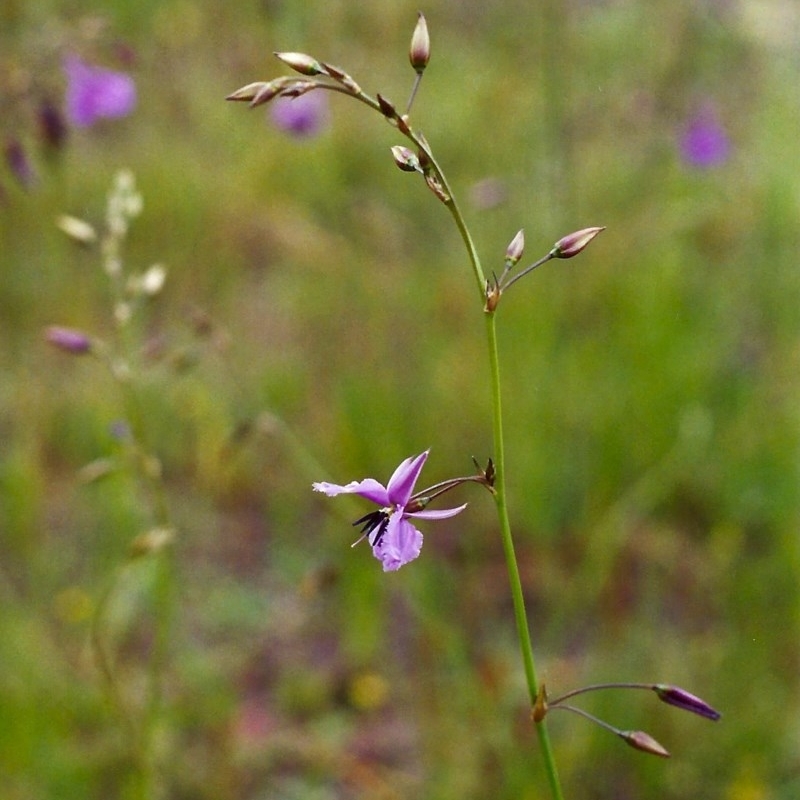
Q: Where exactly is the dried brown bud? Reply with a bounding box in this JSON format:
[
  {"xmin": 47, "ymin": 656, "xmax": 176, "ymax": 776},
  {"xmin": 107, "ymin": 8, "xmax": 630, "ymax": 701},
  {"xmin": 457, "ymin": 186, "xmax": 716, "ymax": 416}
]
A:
[
  {"xmin": 551, "ymin": 226, "xmax": 605, "ymax": 259},
  {"xmin": 532, "ymin": 683, "xmax": 548, "ymax": 723},
  {"xmin": 620, "ymin": 730, "xmax": 670, "ymax": 758},
  {"xmin": 409, "ymin": 12, "xmax": 431, "ymax": 72},
  {"xmin": 377, "ymin": 94, "xmax": 398, "ymax": 119},
  {"xmin": 274, "ymin": 52, "xmax": 324, "ymax": 76},
  {"xmin": 505, "ymin": 229, "xmax": 525, "ymax": 266},
  {"xmin": 484, "ymin": 279, "xmax": 501, "ymax": 313},
  {"xmin": 653, "ymin": 685, "xmax": 721, "ymax": 721}
]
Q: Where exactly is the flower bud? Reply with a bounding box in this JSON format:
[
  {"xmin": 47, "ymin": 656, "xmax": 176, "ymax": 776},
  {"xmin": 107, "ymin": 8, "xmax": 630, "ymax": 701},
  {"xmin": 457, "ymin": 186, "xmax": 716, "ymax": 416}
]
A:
[
  {"xmin": 5, "ymin": 137, "xmax": 36, "ymax": 189},
  {"xmin": 45, "ymin": 325, "xmax": 92, "ymax": 355},
  {"xmin": 505, "ymin": 229, "xmax": 525, "ymax": 266},
  {"xmin": 38, "ymin": 100, "xmax": 67, "ymax": 150},
  {"xmin": 390, "ymin": 145, "xmax": 420, "ymax": 172},
  {"xmin": 274, "ymin": 52, "xmax": 324, "ymax": 76},
  {"xmin": 56, "ymin": 214, "xmax": 97, "ymax": 245},
  {"xmin": 551, "ymin": 226, "xmax": 605, "ymax": 259},
  {"xmin": 620, "ymin": 730, "xmax": 670, "ymax": 758},
  {"xmin": 653, "ymin": 684, "xmax": 721, "ymax": 721},
  {"xmin": 377, "ymin": 93, "xmax": 398, "ymax": 120},
  {"xmin": 409, "ymin": 12, "xmax": 431, "ymax": 73},
  {"xmin": 226, "ymin": 82, "xmax": 270, "ymax": 102}
]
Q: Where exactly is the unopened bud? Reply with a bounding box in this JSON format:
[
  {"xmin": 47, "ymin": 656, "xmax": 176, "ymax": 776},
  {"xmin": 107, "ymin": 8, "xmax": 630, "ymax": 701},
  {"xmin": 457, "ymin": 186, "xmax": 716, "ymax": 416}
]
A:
[
  {"xmin": 551, "ymin": 226, "xmax": 605, "ymax": 259},
  {"xmin": 620, "ymin": 730, "xmax": 670, "ymax": 758},
  {"xmin": 45, "ymin": 325, "xmax": 92, "ymax": 355},
  {"xmin": 390, "ymin": 145, "xmax": 420, "ymax": 172},
  {"xmin": 56, "ymin": 214, "xmax": 97, "ymax": 245},
  {"xmin": 274, "ymin": 52, "xmax": 324, "ymax": 76},
  {"xmin": 38, "ymin": 100, "xmax": 67, "ymax": 150},
  {"xmin": 129, "ymin": 526, "xmax": 175, "ymax": 559},
  {"xmin": 5, "ymin": 137, "xmax": 36, "ymax": 189},
  {"xmin": 226, "ymin": 82, "xmax": 270, "ymax": 102},
  {"xmin": 409, "ymin": 12, "xmax": 431, "ymax": 73},
  {"xmin": 377, "ymin": 93, "xmax": 398, "ymax": 120},
  {"xmin": 653, "ymin": 684, "xmax": 721, "ymax": 721},
  {"xmin": 505, "ymin": 229, "xmax": 525, "ymax": 266}
]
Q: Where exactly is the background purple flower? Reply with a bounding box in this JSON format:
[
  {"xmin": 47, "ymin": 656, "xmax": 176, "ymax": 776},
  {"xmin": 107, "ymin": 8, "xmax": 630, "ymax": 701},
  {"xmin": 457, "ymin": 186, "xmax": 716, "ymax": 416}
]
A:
[
  {"xmin": 270, "ymin": 91, "xmax": 329, "ymax": 138},
  {"xmin": 63, "ymin": 55, "xmax": 136, "ymax": 128},
  {"xmin": 679, "ymin": 104, "xmax": 730, "ymax": 169}
]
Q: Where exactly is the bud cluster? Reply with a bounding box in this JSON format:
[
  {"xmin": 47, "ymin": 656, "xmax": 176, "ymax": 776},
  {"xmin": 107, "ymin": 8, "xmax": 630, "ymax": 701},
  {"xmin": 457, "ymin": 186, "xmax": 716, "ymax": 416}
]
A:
[{"xmin": 538, "ymin": 680, "xmax": 720, "ymax": 760}]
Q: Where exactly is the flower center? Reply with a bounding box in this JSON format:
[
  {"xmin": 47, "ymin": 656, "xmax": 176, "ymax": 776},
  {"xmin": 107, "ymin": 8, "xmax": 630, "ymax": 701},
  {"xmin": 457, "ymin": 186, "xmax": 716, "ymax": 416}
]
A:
[{"xmin": 352, "ymin": 508, "xmax": 391, "ymax": 546}]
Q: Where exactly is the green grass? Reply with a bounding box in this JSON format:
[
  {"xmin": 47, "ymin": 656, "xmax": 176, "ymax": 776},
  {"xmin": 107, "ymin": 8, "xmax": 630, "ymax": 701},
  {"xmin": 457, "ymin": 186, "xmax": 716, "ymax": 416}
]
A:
[{"xmin": 2, "ymin": 0, "xmax": 800, "ymax": 798}]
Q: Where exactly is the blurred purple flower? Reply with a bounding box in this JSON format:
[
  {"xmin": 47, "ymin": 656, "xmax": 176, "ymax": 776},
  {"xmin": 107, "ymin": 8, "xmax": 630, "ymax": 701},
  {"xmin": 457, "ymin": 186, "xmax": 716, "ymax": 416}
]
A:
[
  {"xmin": 679, "ymin": 105, "xmax": 730, "ymax": 169},
  {"xmin": 63, "ymin": 55, "xmax": 136, "ymax": 128},
  {"xmin": 270, "ymin": 91, "xmax": 329, "ymax": 138},
  {"xmin": 313, "ymin": 450, "xmax": 467, "ymax": 572}
]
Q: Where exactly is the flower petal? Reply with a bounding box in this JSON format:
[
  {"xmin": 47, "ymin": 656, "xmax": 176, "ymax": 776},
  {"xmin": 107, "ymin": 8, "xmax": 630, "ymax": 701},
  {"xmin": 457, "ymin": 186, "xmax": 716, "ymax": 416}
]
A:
[
  {"xmin": 407, "ymin": 503, "xmax": 468, "ymax": 520},
  {"xmin": 372, "ymin": 513, "xmax": 423, "ymax": 571},
  {"xmin": 385, "ymin": 450, "xmax": 428, "ymax": 506},
  {"xmin": 312, "ymin": 478, "xmax": 389, "ymax": 505}
]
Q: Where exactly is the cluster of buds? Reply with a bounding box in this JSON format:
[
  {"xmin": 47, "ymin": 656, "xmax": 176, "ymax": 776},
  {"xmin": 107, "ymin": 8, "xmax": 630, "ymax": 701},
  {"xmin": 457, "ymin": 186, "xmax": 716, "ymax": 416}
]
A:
[
  {"xmin": 485, "ymin": 226, "xmax": 605, "ymax": 312},
  {"xmin": 535, "ymin": 681, "xmax": 721, "ymax": 759},
  {"xmin": 228, "ymin": 14, "xmax": 449, "ymax": 203}
]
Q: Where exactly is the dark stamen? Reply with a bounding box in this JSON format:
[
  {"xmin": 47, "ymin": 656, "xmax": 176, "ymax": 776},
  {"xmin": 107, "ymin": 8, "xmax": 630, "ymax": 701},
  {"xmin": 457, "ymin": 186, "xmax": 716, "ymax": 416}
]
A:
[{"xmin": 352, "ymin": 509, "xmax": 390, "ymax": 546}]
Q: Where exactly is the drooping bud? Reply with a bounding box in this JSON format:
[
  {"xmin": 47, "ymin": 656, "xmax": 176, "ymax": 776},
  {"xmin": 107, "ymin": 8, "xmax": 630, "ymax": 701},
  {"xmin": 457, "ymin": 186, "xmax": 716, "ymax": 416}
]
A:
[
  {"xmin": 505, "ymin": 229, "xmax": 525, "ymax": 266},
  {"xmin": 551, "ymin": 226, "xmax": 605, "ymax": 259},
  {"xmin": 45, "ymin": 325, "xmax": 92, "ymax": 355},
  {"xmin": 620, "ymin": 730, "xmax": 670, "ymax": 758},
  {"xmin": 390, "ymin": 145, "xmax": 420, "ymax": 172},
  {"xmin": 409, "ymin": 12, "xmax": 431, "ymax": 73},
  {"xmin": 653, "ymin": 685, "xmax": 721, "ymax": 721},
  {"xmin": 274, "ymin": 52, "xmax": 324, "ymax": 76}
]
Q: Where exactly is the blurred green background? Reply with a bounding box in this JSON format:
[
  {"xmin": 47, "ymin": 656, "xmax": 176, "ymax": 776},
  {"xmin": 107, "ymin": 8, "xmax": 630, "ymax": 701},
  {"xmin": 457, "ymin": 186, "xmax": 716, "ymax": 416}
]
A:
[{"xmin": 2, "ymin": 0, "xmax": 799, "ymax": 798}]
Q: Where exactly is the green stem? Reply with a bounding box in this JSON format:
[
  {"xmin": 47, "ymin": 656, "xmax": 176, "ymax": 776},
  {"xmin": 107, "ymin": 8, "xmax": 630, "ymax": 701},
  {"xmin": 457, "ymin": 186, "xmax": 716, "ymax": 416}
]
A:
[{"xmin": 485, "ymin": 312, "xmax": 564, "ymax": 800}]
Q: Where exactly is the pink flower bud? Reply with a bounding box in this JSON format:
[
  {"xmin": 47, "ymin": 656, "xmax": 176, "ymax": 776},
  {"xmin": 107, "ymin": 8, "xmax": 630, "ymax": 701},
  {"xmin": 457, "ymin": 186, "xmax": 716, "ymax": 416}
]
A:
[
  {"xmin": 505, "ymin": 229, "xmax": 525, "ymax": 266},
  {"xmin": 45, "ymin": 326, "xmax": 92, "ymax": 355},
  {"xmin": 620, "ymin": 730, "xmax": 670, "ymax": 758},
  {"xmin": 274, "ymin": 52, "xmax": 324, "ymax": 76},
  {"xmin": 409, "ymin": 12, "xmax": 431, "ymax": 73},
  {"xmin": 390, "ymin": 145, "xmax": 420, "ymax": 172},
  {"xmin": 551, "ymin": 226, "xmax": 605, "ymax": 259}
]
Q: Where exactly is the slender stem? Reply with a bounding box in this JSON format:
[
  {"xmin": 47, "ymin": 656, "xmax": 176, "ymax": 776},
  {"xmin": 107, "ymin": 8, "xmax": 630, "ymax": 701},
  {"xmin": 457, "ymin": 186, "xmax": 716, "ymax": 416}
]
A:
[
  {"xmin": 549, "ymin": 682, "xmax": 653, "ymax": 707},
  {"xmin": 485, "ymin": 313, "xmax": 564, "ymax": 800}
]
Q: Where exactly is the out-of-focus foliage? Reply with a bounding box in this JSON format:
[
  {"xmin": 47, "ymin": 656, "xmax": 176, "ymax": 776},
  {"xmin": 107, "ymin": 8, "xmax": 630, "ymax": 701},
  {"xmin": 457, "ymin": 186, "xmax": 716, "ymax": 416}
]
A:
[{"xmin": 2, "ymin": 1, "xmax": 799, "ymax": 798}]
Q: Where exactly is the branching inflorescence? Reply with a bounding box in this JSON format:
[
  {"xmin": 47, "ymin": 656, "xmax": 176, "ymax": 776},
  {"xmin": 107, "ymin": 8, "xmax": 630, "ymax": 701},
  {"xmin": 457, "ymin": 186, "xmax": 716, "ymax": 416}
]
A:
[{"xmin": 227, "ymin": 13, "xmax": 719, "ymax": 798}]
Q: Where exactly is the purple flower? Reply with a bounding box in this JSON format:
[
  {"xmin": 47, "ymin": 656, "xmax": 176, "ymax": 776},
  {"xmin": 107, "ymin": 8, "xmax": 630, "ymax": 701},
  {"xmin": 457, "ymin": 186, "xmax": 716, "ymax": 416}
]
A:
[
  {"xmin": 270, "ymin": 91, "xmax": 329, "ymax": 138},
  {"xmin": 679, "ymin": 105, "xmax": 730, "ymax": 169},
  {"xmin": 63, "ymin": 55, "xmax": 136, "ymax": 128},
  {"xmin": 313, "ymin": 450, "xmax": 467, "ymax": 571}
]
